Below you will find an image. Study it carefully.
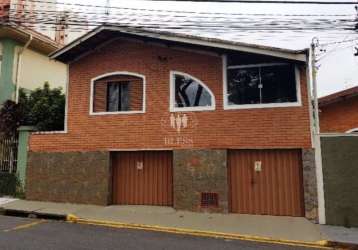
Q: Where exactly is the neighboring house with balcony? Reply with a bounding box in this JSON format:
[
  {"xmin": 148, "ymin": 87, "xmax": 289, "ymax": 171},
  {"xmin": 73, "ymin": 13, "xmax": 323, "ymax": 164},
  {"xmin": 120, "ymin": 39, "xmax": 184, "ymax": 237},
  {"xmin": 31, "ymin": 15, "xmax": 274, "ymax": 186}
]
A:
[
  {"xmin": 0, "ymin": 24, "xmax": 67, "ymax": 104},
  {"xmin": 319, "ymin": 86, "xmax": 358, "ymax": 133},
  {"xmin": 25, "ymin": 25, "xmax": 320, "ymax": 222}
]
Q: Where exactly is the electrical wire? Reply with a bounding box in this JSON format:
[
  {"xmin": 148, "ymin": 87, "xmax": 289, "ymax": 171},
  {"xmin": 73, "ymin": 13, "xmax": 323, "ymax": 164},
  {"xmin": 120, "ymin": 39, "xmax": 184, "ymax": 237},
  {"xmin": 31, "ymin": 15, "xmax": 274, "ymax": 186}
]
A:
[
  {"xmin": 134, "ymin": 0, "xmax": 358, "ymax": 4},
  {"xmin": 7, "ymin": 8, "xmax": 357, "ymax": 31},
  {"xmin": 13, "ymin": 0, "xmax": 358, "ymax": 17}
]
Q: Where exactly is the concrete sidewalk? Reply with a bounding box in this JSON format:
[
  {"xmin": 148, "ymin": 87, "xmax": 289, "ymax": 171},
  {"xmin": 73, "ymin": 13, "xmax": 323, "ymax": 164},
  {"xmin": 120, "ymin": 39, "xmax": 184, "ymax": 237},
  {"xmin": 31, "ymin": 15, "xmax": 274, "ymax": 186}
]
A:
[
  {"xmin": 1, "ymin": 199, "xmax": 356, "ymax": 247},
  {"xmin": 0, "ymin": 197, "xmax": 18, "ymax": 206}
]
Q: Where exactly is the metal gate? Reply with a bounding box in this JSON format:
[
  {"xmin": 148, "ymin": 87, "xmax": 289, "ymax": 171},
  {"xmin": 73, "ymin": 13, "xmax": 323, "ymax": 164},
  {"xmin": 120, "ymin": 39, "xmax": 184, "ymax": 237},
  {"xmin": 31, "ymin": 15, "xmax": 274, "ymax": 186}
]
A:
[
  {"xmin": 228, "ymin": 149, "xmax": 304, "ymax": 216},
  {"xmin": 0, "ymin": 137, "xmax": 18, "ymax": 173},
  {"xmin": 112, "ymin": 151, "xmax": 173, "ymax": 206}
]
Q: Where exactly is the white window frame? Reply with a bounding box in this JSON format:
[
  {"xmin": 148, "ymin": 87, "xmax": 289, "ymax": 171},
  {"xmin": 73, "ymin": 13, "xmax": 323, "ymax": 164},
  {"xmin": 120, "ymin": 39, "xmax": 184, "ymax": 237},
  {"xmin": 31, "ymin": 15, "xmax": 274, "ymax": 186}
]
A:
[
  {"xmin": 170, "ymin": 71, "xmax": 216, "ymax": 112},
  {"xmin": 222, "ymin": 55, "xmax": 302, "ymax": 110},
  {"xmin": 346, "ymin": 128, "xmax": 358, "ymax": 133},
  {"xmin": 89, "ymin": 71, "xmax": 146, "ymax": 115}
]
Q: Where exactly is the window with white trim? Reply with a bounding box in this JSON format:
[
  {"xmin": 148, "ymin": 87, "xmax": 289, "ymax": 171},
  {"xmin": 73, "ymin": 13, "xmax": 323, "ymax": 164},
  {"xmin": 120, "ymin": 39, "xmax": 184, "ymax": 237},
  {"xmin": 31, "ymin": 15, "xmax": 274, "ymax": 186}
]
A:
[
  {"xmin": 92, "ymin": 73, "xmax": 144, "ymax": 114},
  {"xmin": 225, "ymin": 62, "xmax": 300, "ymax": 108},
  {"xmin": 170, "ymin": 71, "xmax": 215, "ymax": 111},
  {"xmin": 346, "ymin": 128, "xmax": 358, "ymax": 133}
]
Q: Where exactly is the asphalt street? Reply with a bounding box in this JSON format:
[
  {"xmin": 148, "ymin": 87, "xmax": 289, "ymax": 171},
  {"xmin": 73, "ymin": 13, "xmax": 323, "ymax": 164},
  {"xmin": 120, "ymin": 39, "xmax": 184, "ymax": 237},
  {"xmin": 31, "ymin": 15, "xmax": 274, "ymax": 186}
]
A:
[{"xmin": 0, "ymin": 215, "xmax": 330, "ymax": 250}]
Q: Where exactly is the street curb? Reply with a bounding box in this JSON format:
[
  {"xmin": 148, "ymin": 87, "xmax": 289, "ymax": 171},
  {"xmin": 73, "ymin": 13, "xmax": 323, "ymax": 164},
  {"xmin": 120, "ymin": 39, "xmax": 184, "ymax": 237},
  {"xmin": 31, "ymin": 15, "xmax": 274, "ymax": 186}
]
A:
[
  {"xmin": 2, "ymin": 208, "xmax": 67, "ymax": 220},
  {"xmin": 66, "ymin": 214, "xmax": 332, "ymax": 249}
]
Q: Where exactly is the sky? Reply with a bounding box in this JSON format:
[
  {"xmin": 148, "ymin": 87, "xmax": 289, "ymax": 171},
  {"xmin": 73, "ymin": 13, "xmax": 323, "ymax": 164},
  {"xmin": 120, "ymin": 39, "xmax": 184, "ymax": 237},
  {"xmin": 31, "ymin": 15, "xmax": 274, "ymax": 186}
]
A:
[{"xmin": 59, "ymin": 0, "xmax": 358, "ymax": 97}]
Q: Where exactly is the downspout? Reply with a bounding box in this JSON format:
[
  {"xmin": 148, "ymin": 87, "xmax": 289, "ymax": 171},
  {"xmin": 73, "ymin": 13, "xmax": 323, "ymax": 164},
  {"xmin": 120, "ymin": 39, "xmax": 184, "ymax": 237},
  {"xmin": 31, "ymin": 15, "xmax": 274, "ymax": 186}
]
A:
[
  {"xmin": 310, "ymin": 38, "xmax": 326, "ymax": 225},
  {"xmin": 15, "ymin": 34, "xmax": 33, "ymax": 103}
]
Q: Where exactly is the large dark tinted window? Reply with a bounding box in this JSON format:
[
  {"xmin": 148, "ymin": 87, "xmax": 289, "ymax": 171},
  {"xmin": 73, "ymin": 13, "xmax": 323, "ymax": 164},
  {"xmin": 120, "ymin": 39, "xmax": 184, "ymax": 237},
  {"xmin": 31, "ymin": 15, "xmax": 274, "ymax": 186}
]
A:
[
  {"xmin": 227, "ymin": 64, "xmax": 298, "ymax": 106},
  {"xmin": 173, "ymin": 73, "xmax": 213, "ymax": 109}
]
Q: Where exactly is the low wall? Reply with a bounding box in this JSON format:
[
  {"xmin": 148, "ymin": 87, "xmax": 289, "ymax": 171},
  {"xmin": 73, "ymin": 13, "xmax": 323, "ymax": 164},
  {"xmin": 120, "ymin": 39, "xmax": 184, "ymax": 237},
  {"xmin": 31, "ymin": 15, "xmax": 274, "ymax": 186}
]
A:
[
  {"xmin": 321, "ymin": 136, "xmax": 358, "ymax": 227},
  {"xmin": 26, "ymin": 151, "xmax": 111, "ymax": 205},
  {"xmin": 173, "ymin": 149, "xmax": 228, "ymax": 213}
]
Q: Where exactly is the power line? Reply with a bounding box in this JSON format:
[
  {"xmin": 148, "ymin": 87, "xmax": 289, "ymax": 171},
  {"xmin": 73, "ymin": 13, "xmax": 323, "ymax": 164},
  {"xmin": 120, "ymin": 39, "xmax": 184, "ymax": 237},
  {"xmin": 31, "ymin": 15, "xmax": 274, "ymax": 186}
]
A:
[
  {"xmin": 319, "ymin": 38, "xmax": 358, "ymax": 46},
  {"xmin": 12, "ymin": 4, "xmax": 354, "ymax": 19},
  {"xmin": 8, "ymin": 6, "xmax": 357, "ymax": 30},
  {"xmin": 5, "ymin": 0, "xmax": 357, "ymax": 48},
  {"xmin": 8, "ymin": 14, "xmax": 356, "ymax": 32},
  {"xmin": 17, "ymin": 0, "xmax": 358, "ymax": 16},
  {"xmin": 132, "ymin": 0, "xmax": 358, "ymax": 4}
]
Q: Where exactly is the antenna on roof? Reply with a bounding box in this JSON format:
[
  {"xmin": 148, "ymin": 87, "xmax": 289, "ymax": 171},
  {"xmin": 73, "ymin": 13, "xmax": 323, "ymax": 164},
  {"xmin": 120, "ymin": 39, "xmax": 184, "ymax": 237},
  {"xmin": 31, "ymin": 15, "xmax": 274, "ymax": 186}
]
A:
[{"xmin": 105, "ymin": 0, "xmax": 110, "ymax": 16}]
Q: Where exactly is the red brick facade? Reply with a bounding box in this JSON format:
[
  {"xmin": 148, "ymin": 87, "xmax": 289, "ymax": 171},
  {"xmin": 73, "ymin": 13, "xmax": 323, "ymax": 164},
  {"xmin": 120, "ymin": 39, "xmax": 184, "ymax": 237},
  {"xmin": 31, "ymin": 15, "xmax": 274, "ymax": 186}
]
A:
[
  {"xmin": 320, "ymin": 96, "xmax": 358, "ymax": 133},
  {"xmin": 29, "ymin": 39, "xmax": 312, "ymax": 152}
]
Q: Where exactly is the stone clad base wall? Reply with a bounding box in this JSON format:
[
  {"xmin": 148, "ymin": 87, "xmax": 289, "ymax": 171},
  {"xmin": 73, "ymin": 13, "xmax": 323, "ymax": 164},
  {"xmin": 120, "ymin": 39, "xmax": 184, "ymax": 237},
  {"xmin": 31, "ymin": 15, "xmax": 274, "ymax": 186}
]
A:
[
  {"xmin": 302, "ymin": 149, "xmax": 318, "ymax": 223},
  {"xmin": 321, "ymin": 136, "xmax": 358, "ymax": 227},
  {"xmin": 26, "ymin": 151, "xmax": 111, "ymax": 206},
  {"xmin": 25, "ymin": 148, "xmax": 318, "ymax": 222},
  {"xmin": 173, "ymin": 149, "xmax": 228, "ymax": 213}
]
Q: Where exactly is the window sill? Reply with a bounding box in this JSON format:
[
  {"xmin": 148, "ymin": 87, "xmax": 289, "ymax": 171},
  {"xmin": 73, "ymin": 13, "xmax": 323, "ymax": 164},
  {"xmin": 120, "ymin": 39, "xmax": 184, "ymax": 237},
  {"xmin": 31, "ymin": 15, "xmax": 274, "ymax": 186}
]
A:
[
  {"xmin": 170, "ymin": 107, "xmax": 215, "ymax": 112},
  {"xmin": 32, "ymin": 130, "xmax": 68, "ymax": 135},
  {"xmin": 224, "ymin": 102, "xmax": 302, "ymax": 110},
  {"xmin": 90, "ymin": 110, "xmax": 145, "ymax": 115}
]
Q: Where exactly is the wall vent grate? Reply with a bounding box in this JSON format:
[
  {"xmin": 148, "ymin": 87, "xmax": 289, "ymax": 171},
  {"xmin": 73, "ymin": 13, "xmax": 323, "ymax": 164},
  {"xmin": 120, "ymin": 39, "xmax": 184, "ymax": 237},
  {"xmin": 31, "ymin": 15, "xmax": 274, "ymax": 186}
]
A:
[{"xmin": 201, "ymin": 192, "xmax": 218, "ymax": 207}]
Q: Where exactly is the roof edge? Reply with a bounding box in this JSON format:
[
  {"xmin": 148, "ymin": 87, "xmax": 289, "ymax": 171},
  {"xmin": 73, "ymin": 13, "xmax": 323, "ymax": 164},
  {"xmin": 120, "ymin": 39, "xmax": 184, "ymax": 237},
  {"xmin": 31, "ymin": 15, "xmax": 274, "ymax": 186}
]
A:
[
  {"xmin": 319, "ymin": 86, "xmax": 358, "ymax": 106},
  {"xmin": 50, "ymin": 25, "xmax": 308, "ymax": 63},
  {"xmin": 1, "ymin": 24, "xmax": 61, "ymax": 54}
]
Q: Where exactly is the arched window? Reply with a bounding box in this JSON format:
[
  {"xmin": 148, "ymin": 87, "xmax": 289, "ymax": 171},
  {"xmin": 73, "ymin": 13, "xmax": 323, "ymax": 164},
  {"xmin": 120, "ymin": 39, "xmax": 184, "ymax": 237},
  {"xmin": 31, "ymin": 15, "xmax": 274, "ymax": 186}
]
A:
[
  {"xmin": 346, "ymin": 128, "xmax": 358, "ymax": 133},
  {"xmin": 91, "ymin": 72, "xmax": 145, "ymax": 114},
  {"xmin": 170, "ymin": 71, "xmax": 215, "ymax": 112}
]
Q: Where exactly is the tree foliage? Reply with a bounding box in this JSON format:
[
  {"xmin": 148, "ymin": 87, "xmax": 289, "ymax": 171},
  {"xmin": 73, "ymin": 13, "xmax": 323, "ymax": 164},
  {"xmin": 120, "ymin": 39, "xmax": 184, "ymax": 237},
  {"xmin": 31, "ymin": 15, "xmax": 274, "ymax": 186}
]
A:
[
  {"xmin": 19, "ymin": 82, "xmax": 65, "ymax": 131},
  {"xmin": 0, "ymin": 100, "xmax": 25, "ymax": 138},
  {"xmin": 0, "ymin": 83, "xmax": 65, "ymax": 138}
]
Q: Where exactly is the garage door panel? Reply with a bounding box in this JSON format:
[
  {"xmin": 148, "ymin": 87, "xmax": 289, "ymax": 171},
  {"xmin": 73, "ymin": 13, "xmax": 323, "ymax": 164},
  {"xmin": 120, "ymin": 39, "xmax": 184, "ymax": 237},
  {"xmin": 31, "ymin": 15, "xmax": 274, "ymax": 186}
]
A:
[
  {"xmin": 112, "ymin": 151, "xmax": 173, "ymax": 206},
  {"xmin": 229, "ymin": 149, "xmax": 304, "ymax": 217}
]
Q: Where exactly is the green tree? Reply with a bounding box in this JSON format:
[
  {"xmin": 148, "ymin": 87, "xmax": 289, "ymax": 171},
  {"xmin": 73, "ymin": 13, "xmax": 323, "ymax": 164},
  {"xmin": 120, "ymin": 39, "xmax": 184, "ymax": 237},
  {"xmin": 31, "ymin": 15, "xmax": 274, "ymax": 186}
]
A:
[
  {"xmin": 19, "ymin": 82, "xmax": 65, "ymax": 131},
  {"xmin": 0, "ymin": 100, "xmax": 24, "ymax": 138},
  {"xmin": 0, "ymin": 82, "xmax": 65, "ymax": 136}
]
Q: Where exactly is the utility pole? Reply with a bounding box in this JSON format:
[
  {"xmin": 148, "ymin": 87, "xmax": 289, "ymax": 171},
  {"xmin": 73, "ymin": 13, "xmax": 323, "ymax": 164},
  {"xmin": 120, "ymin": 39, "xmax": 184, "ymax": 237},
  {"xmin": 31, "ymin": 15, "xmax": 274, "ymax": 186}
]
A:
[
  {"xmin": 355, "ymin": 5, "xmax": 358, "ymax": 56},
  {"xmin": 310, "ymin": 37, "xmax": 326, "ymax": 225},
  {"xmin": 311, "ymin": 37, "xmax": 320, "ymax": 134}
]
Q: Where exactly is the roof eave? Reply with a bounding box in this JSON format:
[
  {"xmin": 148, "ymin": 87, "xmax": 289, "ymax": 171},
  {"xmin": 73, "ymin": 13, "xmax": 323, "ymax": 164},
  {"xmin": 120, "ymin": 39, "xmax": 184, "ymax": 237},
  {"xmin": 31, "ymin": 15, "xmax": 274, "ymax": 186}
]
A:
[
  {"xmin": 1, "ymin": 25, "xmax": 60, "ymax": 54},
  {"xmin": 50, "ymin": 25, "xmax": 308, "ymax": 63}
]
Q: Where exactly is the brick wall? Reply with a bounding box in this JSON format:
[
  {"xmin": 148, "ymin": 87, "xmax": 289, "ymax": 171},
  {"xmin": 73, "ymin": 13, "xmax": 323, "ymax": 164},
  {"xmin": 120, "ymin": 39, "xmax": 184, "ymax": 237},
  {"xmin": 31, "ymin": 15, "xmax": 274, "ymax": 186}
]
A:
[
  {"xmin": 29, "ymin": 39, "xmax": 312, "ymax": 152},
  {"xmin": 0, "ymin": 0, "xmax": 10, "ymax": 20},
  {"xmin": 320, "ymin": 96, "xmax": 358, "ymax": 133}
]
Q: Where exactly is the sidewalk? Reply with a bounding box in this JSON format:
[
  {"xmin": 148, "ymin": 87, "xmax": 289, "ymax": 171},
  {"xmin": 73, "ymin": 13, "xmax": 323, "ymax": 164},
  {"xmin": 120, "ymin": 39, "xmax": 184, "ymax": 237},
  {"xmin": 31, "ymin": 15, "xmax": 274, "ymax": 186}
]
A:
[
  {"xmin": 0, "ymin": 197, "xmax": 18, "ymax": 206},
  {"xmin": 1, "ymin": 199, "xmax": 357, "ymax": 247}
]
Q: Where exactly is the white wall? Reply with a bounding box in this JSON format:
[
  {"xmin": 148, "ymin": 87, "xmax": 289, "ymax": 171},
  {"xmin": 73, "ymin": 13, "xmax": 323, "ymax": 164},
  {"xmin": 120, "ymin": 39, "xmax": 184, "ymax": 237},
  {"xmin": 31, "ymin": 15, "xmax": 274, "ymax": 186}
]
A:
[{"xmin": 17, "ymin": 47, "xmax": 67, "ymax": 91}]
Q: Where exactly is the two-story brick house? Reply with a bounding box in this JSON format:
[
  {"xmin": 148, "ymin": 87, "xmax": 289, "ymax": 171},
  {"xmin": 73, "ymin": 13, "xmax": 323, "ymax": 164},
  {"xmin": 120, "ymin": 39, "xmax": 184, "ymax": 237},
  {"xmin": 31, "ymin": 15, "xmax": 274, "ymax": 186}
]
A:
[{"xmin": 25, "ymin": 25, "xmax": 319, "ymax": 221}]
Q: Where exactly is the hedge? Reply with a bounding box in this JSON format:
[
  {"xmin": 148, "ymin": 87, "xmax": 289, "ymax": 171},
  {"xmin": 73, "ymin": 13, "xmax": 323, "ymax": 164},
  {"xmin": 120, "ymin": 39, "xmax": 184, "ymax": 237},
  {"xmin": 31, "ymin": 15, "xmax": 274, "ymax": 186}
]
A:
[{"xmin": 0, "ymin": 172, "xmax": 18, "ymax": 196}]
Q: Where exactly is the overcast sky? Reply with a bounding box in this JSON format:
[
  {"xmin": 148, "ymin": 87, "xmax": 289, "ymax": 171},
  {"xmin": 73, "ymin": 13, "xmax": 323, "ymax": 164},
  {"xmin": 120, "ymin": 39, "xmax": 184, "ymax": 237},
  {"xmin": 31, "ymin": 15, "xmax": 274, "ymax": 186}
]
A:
[{"xmin": 61, "ymin": 0, "xmax": 358, "ymax": 97}]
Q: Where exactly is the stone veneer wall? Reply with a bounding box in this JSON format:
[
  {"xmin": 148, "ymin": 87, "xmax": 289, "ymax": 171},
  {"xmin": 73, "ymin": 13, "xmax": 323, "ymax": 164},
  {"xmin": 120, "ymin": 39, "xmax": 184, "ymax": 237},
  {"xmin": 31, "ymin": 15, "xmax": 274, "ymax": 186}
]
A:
[
  {"xmin": 173, "ymin": 149, "xmax": 228, "ymax": 213},
  {"xmin": 302, "ymin": 148, "xmax": 318, "ymax": 223},
  {"xmin": 321, "ymin": 136, "xmax": 358, "ymax": 227},
  {"xmin": 26, "ymin": 151, "xmax": 111, "ymax": 205}
]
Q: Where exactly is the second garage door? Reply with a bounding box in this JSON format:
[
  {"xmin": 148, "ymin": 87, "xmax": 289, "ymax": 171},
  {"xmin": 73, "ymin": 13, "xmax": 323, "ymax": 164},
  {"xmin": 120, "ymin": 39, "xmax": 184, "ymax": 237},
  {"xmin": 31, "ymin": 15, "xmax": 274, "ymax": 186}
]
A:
[
  {"xmin": 228, "ymin": 149, "xmax": 304, "ymax": 217},
  {"xmin": 112, "ymin": 151, "xmax": 173, "ymax": 206}
]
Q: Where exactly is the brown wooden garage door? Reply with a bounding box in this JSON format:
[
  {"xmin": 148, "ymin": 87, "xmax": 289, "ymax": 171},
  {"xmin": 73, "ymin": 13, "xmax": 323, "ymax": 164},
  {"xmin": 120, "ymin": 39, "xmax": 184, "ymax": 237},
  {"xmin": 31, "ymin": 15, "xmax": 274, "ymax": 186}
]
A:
[
  {"xmin": 112, "ymin": 151, "xmax": 173, "ymax": 206},
  {"xmin": 228, "ymin": 149, "xmax": 304, "ymax": 216}
]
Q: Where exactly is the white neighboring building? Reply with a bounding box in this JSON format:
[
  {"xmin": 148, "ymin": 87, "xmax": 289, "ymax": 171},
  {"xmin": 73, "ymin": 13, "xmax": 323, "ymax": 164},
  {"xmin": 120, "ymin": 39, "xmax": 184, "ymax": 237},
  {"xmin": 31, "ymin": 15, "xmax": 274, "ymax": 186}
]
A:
[{"xmin": 5, "ymin": 0, "xmax": 87, "ymax": 45}]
